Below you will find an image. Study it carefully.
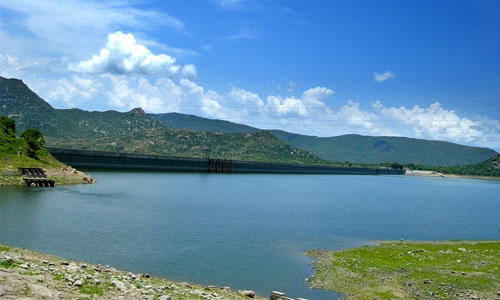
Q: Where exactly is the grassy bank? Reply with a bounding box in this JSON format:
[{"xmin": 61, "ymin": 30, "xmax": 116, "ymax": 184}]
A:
[
  {"xmin": 0, "ymin": 244, "xmax": 263, "ymax": 300},
  {"xmin": 305, "ymin": 241, "xmax": 500, "ymax": 300},
  {"xmin": 0, "ymin": 115, "xmax": 94, "ymax": 186}
]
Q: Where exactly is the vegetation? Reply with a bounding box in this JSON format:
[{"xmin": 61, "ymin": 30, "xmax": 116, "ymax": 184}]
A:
[
  {"xmin": 305, "ymin": 241, "xmax": 500, "ymax": 300},
  {"xmin": 148, "ymin": 112, "xmax": 258, "ymax": 134},
  {"xmin": 1, "ymin": 115, "xmax": 93, "ymax": 185},
  {"xmin": 399, "ymin": 156, "xmax": 500, "ymax": 177},
  {"xmin": 0, "ymin": 76, "xmax": 324, "ymax": 165},
  {"xmin": 148, "ymin": 111, "xmax": 498, "ymax": 167}
]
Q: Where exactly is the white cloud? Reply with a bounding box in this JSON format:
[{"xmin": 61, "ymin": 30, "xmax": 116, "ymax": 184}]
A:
[
  {"xmin": 69, "ymin": 31, "xmax": 193, "ymax": 77},
  {"xmin": 374, "ymin": 71, "xmax": 395, "ymax": 82},
  {"xmin": 2, "ymin": 53, "xmax": 500, "ymax": 151},
  {"xmin": 374, "ymin": 101, "xmax": 484, "ymax": 143}
]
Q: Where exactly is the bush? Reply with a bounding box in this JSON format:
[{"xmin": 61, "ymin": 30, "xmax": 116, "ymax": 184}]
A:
[
  {"xmin": 0, "ymin": 115, "xmax": 16, "ymax": 137},
  {"xmin": 20, "ymin": 128, "xmax": 45, "ymax": 159}
]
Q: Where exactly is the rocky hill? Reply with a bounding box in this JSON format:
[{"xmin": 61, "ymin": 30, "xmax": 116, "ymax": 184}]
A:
[
  {"xmin": 149, "ymin": 112, "xmax": 498, "ymax": 167},
  {"xmin": 0, "ymin": 76, "xmax": 324, "ymax": 164}
]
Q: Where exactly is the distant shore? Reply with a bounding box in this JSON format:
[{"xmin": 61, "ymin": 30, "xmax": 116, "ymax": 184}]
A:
[
  {"xmin": 405, "ymin": 169, "xmax": 500, "ymax": 181},
  {"xmin": 0, "ymin": 244, "xmax": 263, "ymax": 300}
]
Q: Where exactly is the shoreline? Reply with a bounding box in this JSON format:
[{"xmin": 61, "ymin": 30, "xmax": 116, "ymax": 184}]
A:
[
  {"xmin": 305, "ymin": 240, "xmax": 500, "ymax": 300},
  {"xmin": 405, "ymin": 169, "xmax": 500, "ymax": 181},
  {"xmin": 0, "ymin": 244, "xmax": 264, "ymax": 300}
]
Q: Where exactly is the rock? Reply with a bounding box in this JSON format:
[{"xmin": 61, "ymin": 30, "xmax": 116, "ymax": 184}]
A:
[
  {"xmin": 19, "ymin": 263, "xmax": 29, "ymax": 269},
  {"xmin": 271, "ymin": 291, "xmax": 286, "ymax": 299},
  {"xmin": 67, "ymin": 265, "xmax": 78, "ymax": 273},
  {"xmin": 129, "ymin": 107, "xmax": 146, "ymax": 116},
  {"xmin": 239, "ymin": 290, "xmax": 256, "ymax": 298},
  {"xmin": 158, "ymin": 296, "xmax": 171, "ymax": 300},
  {"xmin": 29, "ymin": 283, "xmax": 55, "ymax": 299},
  {"xmin": 112, "ymin": 279, "xmax": 126, "ymax": 291},
  {"xmin": 73, "ymin": 279, "xmax": 83, "ymax": 287},
  {"xmin": 458, "ymin": 248, "xmax": 467, "ymax": 252},
  {"xmin": 61, "ymin": 261, "xmax": 69, "ymax": 266}
]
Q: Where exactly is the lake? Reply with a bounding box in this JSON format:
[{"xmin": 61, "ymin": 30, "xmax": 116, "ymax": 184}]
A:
[{"xmin": 1, "ymin": 172, "xmax": 500, "ymax": 299}]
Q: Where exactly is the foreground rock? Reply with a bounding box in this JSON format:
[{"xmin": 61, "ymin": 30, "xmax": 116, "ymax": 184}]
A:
[{"xmin": 0, "ymin": 244, "xmax": 264, "ymax": 300}]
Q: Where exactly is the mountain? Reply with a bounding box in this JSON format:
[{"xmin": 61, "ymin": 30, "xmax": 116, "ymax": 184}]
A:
[
  {"xmin": 0, "ymin": 76, "xmax": 324, "ymax": 164},
  {"xmin": 148, "ymin": 112, "xmax": 258, "ymax": 134},
  {"xmin": 149, "ymin": 111, "xmax": 497, "ymax": 167},
  {"xmin": 270, "ymin": 131, "xmax": 497, "ymax": 167}
]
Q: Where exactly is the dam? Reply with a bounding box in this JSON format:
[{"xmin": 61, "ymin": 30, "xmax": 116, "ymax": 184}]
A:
[{"xmin": 47, "ymin": 147, "xmax": 405, "ymax": 175}]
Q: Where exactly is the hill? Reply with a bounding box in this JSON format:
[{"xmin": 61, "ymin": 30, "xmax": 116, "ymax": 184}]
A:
[
  {"xmin": 271, "ymin": 131, "xmax": 497, "ymax": 167},
  {"xmin": 148, "ymin": 112, "xmax": 258, "ymax": 134},
  {"xmin": 146, "ymin": 111, "xmax": 497, "ymax": 167},
  {"xmin": 0, "ymin": 116, "xmax": 94, "ymax": 185},
  {"xmin": 0, "ymin": 76, "xmax": 324, "ymax": 164}
]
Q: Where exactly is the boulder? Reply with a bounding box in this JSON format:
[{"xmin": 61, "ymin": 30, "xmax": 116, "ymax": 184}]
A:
[{"xmin": 238, "ymin": 290, "xmax": 256, "ymax": 298}]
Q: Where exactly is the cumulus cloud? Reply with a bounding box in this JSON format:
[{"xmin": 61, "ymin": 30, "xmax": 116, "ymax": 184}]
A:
[
  {"xmin": 3, "ymin": 53, "xmax": 500, "ymax": 151},
  {"xmin": 373, "ymin": 101, "xmax": 484, "ymax": 142},
  {"xmin": 69, "ymin": 31, "xmax": 194, "ymax": 77},
  {"xmin": 374, "ymin": 71, "xmax": 395, "ymax": 82}
]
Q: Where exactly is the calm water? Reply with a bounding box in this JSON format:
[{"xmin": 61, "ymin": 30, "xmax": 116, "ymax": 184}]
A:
[{"xmin": 1, "ymin": 172, "xmax": 500, "ymax": 299}]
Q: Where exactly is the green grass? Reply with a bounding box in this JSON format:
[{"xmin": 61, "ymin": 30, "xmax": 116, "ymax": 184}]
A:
[
  {"xmin": 79, "ymin": 283, "xmax": 104, "ymax": 296},
  {"xmin": 52, "ymin": 273, "xmax": 65, "ymax": 281},
  {"xmin": 0, "ymin": 246, "xmax": 10, "ymax": 252},
  {"xmin": 0, "ymin": 258, "xmax": 18, "ymax": 269},
  {"xmin": 305, "ymin": 241, "xmax": 500, "ymax": 300}
]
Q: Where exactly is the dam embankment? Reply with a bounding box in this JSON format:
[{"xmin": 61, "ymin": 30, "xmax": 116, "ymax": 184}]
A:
[{"xmin": 47, "ymin": 147, "xmax": 405, "ymax": 175}]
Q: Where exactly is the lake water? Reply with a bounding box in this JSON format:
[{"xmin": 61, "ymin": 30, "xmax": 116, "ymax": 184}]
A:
[{"xmin": 1, "ymin": 172, "xmax": 500, "ymax": 299}]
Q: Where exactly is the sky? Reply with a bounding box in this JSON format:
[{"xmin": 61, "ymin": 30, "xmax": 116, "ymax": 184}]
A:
[{"xmin": 0, "ymin": 0, "xmax": 499, "ymax": 151}]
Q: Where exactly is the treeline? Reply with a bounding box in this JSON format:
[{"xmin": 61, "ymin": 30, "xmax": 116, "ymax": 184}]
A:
[
  {"xmin": 378, "ymin": 159, "xmax": 500, "ymax": 177},
  {"xmin": 0, "ymin": 115, "xmax": 47, "ymax": 160}
]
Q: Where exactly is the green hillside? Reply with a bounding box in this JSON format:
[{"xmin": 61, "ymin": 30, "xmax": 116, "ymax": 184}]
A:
[
  {"xmin": 0, "ymin": 76, "xmax": 323, "ymax": 164},
  {"xmin": 148, "ymin": 112, "xmax": 258, "ymax": 134},
  {"xmin": 271, "ymin": 131, "xmax": 497, "ymax": 167},
  {"xmin": 414, "ymin": 155, "xmax": 500, "ymax": 177},
  {"xmin": 147, "ymin": 109, "xmax": 497, "ymax": 167}
]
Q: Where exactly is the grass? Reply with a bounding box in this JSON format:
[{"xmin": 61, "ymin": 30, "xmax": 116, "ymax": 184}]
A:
[
  {"xmin": 304, "ymin": 241, "xmax": 500, "ymax": 300},
  {"xmin": 0, "ymin": 258, "xmax": 18, "ymax": 269},
  {"xmin": 0, "ymin": 246, "xmax": 10, "ymax": 252},
  {"xmin": 79, "ymin": 283, "xmax": 104, "ymax": 296}
]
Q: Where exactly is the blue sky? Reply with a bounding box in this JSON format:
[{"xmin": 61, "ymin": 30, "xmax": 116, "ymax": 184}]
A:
[{"xmin": 0, "ymin": 0, "xmax": 499, "ymax": 150}]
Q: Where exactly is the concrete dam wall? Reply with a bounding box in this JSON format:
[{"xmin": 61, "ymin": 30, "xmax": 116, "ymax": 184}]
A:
[{"xmin": 47, "ymin": 147, "xmax": 405, "ymax": 176}]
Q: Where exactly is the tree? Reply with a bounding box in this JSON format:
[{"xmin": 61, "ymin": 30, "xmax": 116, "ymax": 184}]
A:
[
  {"xmin": 20, "ymin": 128, "xmax": 45, "ymax": 159},
  {"xmin": 0, "ymin": 115, "xmax": 16, "ymax": 138},
  {"xmin": 391, "ymin": 163, "xmax": 403, "ymax": 169}
]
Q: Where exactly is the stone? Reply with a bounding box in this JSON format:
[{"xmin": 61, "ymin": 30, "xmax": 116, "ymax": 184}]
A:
[
  {"xmin": 61, "ymin": 261, "xmax": 69, "ymax": 266},
  {"xmin": 73, "ymin": 279, "xmax": 83, "ymax": 287},
  {"xmin": 112, "ymin": 279, "xmax": 126, "ymax": 291},
  {"xmin": 29, "ymin": 283, "xmax": 55, "ymax": 298},
  {"xmin": 271, "ymin": 291, "xmax": 286, "ymax": 299},
  {"xmin": 159, "ymin": 296, "xmax": 171, "ymax": 300},
  {"xmin": 239, "ymin": 290, "xmax": 256, "ymax": 298}
]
